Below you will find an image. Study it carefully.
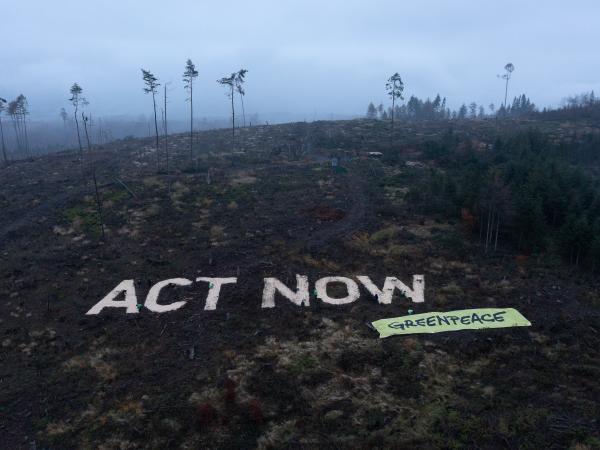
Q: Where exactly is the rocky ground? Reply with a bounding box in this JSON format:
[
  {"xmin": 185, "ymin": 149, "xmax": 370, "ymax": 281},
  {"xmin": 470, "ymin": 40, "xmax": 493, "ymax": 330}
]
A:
[{"xmin": 1, "ymin": 119, "xmax": 599, "ymax": 449}]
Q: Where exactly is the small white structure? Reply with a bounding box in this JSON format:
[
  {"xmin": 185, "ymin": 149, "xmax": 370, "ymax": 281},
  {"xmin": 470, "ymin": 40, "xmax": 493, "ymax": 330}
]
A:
[
  {"xmin": 367, "ymin": 152, "xmax": 383, "ymax": 158},
  {"xmin": 405, "ymin": 160, "xmax": 426, "ymax": 168}
]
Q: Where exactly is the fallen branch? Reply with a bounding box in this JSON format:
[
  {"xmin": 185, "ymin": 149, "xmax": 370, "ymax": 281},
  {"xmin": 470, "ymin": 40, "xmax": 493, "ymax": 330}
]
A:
[{"xmin": 113, "ymin": 177, "xmax": 137, "ymax": 198}]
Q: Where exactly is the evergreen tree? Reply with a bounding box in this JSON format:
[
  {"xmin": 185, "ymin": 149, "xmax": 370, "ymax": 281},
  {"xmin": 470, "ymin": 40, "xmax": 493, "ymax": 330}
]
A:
[
  {"xmin": 385, "ymin": 73, "xmax": 404, "ymax": 131},
  {"xmin": 141, "ymin": 69, "xmax": 161, "ymax": 170},
  {"xmin": 183, "ymin": 59, "xmax": 199, "ymax": 162},
  {"xmin": 366, "ymin": 102, "xmax": 377, "ymax": 119},
  {"xmin": 217, "ymin": 73, "xmax": 237, "ymax": 152},
  {"xmin": 235, "ymin": 69, "xmax": 248, "ymax": 128},
  {"xmin": 13, "ymin": 95, "xmax": 30, "ymax": 158},
  {"xmin": 69, "ymin": 83, "xmax": 85, "ymax": 164},
  {"xmin": 499, "ymin": 62, "xmax": 515, "ymax": 108},
  {"xmin": 469, "ymin": 102, "xmax": 477, "ymax": 118}
]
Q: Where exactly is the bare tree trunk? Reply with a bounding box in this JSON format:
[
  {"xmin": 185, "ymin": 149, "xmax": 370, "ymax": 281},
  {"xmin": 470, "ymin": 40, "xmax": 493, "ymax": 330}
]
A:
[
  {"xmin": 494, "ymin": 214, "xmax": 500, "ymax": 252},
  {"xmin": 485, "ymin": 206, "xmax": 492, "ymax": 253},
  {"xmin": 479, "ymin": 211, "xmax": 484, "ymax": 243},
  {"xmin": 152, "ymin": 91, "xmax": 160, "ymax": 171},
  {"xmin": 83, "ymin": 113, "xmax": 105, "ymax": 240},
  {"xmin": 504, "ymin": 77, "xmax": 509, "ymax": 109},
  {"xmin": 0, "ymin": 116, "xmax": 8, "ymax": 165},
  {"xmin": 240, "ymin": 93, "xmax": 246, "ymax": 128},
  {"xmin": 11, "ymin": 115, "xmax": 22, "ymax": 156},
  {"xmin": 73, "ymin": 106, "xmax": 83, "ymax": 164},
  {"xmin": 22, "ymin": 113, "xmax": 30, "ymax": 158},
  {"xmin": 231, "ymin": 86, "xmax": 235, "ymax": 152},
  {"xmin": 91, "ymin": 169, "xmax": 105, "ymax": 240},
  {"xmin": 391, "ymin": 96, "xmax": 395, "ymax": 133},
  {"xmin": 164, "ymin": 85, "xmax": 169, "ymax": 174},
  {"xmin": 190, "ymin": 81, "xmax": 193, "ymax": 162},
  {"xmin": 96, "ymin": 118, "xmax": 103, "ymax": 145}
]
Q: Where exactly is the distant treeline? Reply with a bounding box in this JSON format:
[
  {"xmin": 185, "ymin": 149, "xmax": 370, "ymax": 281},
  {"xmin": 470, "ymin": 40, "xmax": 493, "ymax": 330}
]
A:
[
  {"xmin": 367, "ymin": 91, "xmax": 599, "ymax": 122},
  {"xmin": 366, "ymin": 94, "xmax": 536, "ymax": 121},
  {"xmin": 537, "ymin": 91, "xmax": 600, "ymax": 121}
]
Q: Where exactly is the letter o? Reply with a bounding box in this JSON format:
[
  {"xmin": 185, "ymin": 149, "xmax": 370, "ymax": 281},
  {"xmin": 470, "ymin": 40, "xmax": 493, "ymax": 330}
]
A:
[{"xmin": 315, "ymin": 277, "xmax": 360, "ymax": 305}]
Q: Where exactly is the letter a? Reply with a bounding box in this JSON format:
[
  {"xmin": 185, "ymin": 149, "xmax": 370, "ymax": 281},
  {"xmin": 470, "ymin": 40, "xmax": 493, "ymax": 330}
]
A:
[{"xmin": 86, "ymin": 279, "xmax": 138, "ymax": 315}]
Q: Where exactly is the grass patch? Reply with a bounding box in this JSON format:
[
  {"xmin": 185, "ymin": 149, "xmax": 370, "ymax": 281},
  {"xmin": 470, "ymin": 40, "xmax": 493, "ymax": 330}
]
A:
[
  {"xmin": 287, "ymin": 355, "xmax": 318, "ymax": 376},
  {"xmin": 64, "ymin": 205, "xmax": 102, "ymax": 235},
  {"xmin": 225, "ymin": 185, "xmax": 252, "ymax": 204},
  {"xmin": 104, "ymin": 190, "xmax": 129, "ymax": 203},
  {"xmin": 370, "ymin": 226, "xmax": 401, "ymax": 244}
]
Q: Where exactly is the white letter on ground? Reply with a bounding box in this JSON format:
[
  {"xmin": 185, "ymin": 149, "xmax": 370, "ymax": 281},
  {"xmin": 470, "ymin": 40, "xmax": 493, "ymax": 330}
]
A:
[
  {"xmin": 196, "ymin": 277, "xmax": 238, "ymax": 310},
  {"xmin": 86, "ymin": 279, "xmax": 138, "ymax": 315},
  {"xmin": 357, "ymin": 275, "xmax": 425, "ymax": 304},
  {"xmin": 315, "ymin": 276, "xmax": 360, "ymax": 305},
  {"xmin": 262, "ymin": 275, "xmax": 309, "ymax": 308},
  {"xmin": 145, "ymin": 278, "xmax": 193, "ymax": 313}
]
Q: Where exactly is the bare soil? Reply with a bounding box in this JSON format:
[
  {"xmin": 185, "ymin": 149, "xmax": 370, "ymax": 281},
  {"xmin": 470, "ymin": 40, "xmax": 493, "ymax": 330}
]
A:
[{"xmin": 1, "ymin": 119, "xmax": 599, "ymax": 449}]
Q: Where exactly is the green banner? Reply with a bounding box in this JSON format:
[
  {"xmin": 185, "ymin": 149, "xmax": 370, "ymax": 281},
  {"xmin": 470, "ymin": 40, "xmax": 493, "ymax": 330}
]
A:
[{"xmin": 371, "ymin": 308, "xmax": 531, "ymax": 338}]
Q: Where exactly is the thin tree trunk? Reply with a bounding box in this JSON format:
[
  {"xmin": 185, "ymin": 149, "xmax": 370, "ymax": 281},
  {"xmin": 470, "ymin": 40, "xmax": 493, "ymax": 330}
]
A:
[
  {"xmin": 83, "ymin": 113, "xmax": 105, "ymax": 240},
  {"xmin": 97, "ymin": 118, "xmax": 103, "ymax": 145},
  {"xmin": 22, "ymin": 113, "xmax": 30, "ymax": 158},
  {"xmin": 494, "ymin": 214, "xmax": 500, "ymax": 252},
  {"xmin": 190, "ymin": 81, "xmax": 193, "ymax": 162},
  {"xmin": 164, "ymin": 85, "xmax": 169, "ymax": 174},
  {"xmin": 240, "ymin": 93, "xmax": 246, "ymax": 128},
  {"xmin": 12, "ymin": 115, "xmax": 22, "ymax": 156},
  {"xmin": 74, "ymin": 107, "xmax": 83, "ymax": 163},
  {"xmin": 231, "ymin": 86, "xmax": 235, "ymax": 152},
  {"xmin": 152, "ymin": 92, "xmax": 160, "ymax": 171},
  {"xmin": 485, "ymin": 206, "xmax": 492, "ymax": 253},
  {"xmin": 391, "ymin": 96, "xmax": 395, "ymax": 132},
  {"xmin": 0, "ymin": 116, "xmax": 8, "ymax": 165},
  {"xmin": 479, "ymin": 211, "xmax": 484, "ymax": 244},
  {"xmin": 91, "ymin": 169, "xmax": 105, "ymax": 240},
  {"xmin": 239, "ymin": 93, "xmax": 246, "ymax": 150},
  {"xmin": 504, "ymin": 78, "xmax": 509, "ymax": 109}
]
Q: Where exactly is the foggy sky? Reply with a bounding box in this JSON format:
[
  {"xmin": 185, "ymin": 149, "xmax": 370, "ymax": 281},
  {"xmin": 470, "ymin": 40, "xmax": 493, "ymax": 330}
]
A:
[{"xmin": 2, "ymin": 0, "xmax": 599, "ymax": 121}]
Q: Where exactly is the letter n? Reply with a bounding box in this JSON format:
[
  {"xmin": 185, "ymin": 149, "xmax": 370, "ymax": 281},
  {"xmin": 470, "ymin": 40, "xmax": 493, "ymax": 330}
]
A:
[{"xmin": 262, "ymin": 275, "xmax": 309, "ymax": 308}]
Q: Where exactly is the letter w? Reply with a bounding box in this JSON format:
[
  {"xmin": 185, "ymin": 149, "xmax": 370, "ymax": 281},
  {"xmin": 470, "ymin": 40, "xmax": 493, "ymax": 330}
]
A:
[{"xmin": 357, "ymin": 275, "xmax": 425, "ymax": 304}]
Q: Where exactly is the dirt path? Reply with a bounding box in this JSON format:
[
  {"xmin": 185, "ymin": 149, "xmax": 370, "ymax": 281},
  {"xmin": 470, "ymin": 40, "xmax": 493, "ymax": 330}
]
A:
[{"xmin": 306, "ymin": 166, "xmax": 370, "ymax": 251}]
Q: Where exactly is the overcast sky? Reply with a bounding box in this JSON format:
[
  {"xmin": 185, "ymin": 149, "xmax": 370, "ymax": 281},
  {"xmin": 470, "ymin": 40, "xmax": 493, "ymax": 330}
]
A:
[{"xmin": 2, "ymin": 0, "xmax": 599, "ymax": 121}]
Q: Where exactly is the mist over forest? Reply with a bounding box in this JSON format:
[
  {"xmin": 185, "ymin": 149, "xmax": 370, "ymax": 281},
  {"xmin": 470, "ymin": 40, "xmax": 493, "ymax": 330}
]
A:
[{"xmin": 2, "ymin": 1, "xmax": 600, "ymax": 158}]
